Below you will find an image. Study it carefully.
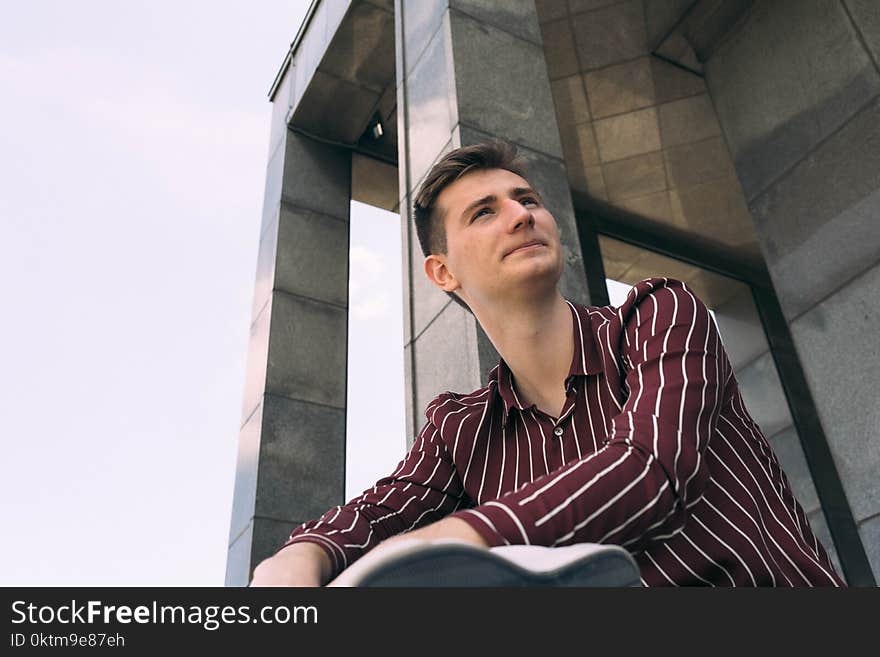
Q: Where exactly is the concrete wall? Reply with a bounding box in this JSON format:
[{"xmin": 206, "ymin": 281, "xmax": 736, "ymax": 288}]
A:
[
  {"xmin": 395, "ymin": 0, "xmax": 591, "ymax": 443},
  {"xmin": 226, "ymin": 0, "xmax": 356, "ymax": 585},
  {"xmin": 706, "ymin": 0, "xmax": 880, "ymax": 580},
  {"xmin": 535, "ymin": 0, "xmax": 761, "ymax": 258}
]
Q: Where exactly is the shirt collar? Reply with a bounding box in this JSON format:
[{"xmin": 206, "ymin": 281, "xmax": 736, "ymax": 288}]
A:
[{"xmin": 492, "ymin": 299, "xmax": 603, "ymax": 428}]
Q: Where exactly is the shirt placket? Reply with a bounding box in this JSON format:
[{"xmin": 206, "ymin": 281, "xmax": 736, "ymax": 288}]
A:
[{"xmin": 551, "ymin": 379, "xmax": 580, "ymax": 438}]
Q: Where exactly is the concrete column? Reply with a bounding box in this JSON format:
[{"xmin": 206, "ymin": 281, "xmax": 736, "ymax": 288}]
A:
[
  {"xmin": 395, "ymin": 0, "xmax": 591, "ymax": 443},
  {"xmin": 225, "ymin": 60, "xmax": 353, "ymax": 585},
  {"xmin": 705, "ymin": 0, "xmax": 880, "ymax": 581}
]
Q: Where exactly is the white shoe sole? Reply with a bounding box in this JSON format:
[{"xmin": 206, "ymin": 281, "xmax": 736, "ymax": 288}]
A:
[{"xmin": 333, "ymin": 541, "xmax": 641, "ymax": 587}]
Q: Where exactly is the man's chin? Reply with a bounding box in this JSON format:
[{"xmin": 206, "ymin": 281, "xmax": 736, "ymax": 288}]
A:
[
  {"xmin": 496, "ymin": 268, "xmax": 563, "ymax": 296},
  {"xmin": 505, "ymin": 257, "xmax": 562, "ymax": 279}
]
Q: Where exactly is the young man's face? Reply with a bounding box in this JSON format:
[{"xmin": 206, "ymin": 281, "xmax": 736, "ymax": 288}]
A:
[{"xmin": 424, "ymin": 167, "xmax": 564, "ymax": 310}]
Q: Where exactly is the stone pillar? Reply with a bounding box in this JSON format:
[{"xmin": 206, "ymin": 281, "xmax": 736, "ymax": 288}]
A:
[
  {"xmin": 705, "ymin": 0, "xmax": 880, "ymax": 582},
  {"xmin": 225, "ymin": 59, "xmax": 353, "ymax": 585},
  {"xmin": 395, "ymin": 0, "xmax": 591, "ymax": 443}
]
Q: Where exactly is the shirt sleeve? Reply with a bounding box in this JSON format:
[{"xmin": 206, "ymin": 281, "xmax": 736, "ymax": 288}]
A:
[
  {"xmin": 276, "ymin": 412, "xmax": 467, "ymax": 581},
  {"xmin": 451, "ymin": 277, "xmax": 733, "ymax": 553}
]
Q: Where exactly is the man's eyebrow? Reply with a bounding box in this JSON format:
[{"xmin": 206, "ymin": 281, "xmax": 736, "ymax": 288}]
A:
[
  {"xmin": 459, "ymin": 187, "xmax": 542, "ymax": 221},
  {"xmin": 512, "ymin": 186, "xmax": 541, "ymax": 199},
  {"xmin": 460, "ymin": 194, "xmax": 496, "ymax": 221}
]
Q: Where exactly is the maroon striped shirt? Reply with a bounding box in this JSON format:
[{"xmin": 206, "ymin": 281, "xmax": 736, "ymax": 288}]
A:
[{"xmin": 281, "ymin": 277, "xmax": 844, "ymax": 586}]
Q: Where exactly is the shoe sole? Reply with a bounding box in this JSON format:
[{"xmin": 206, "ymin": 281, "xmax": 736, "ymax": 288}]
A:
[{"xmin": 353, "ymin": 543, "xmax": 641, "ymax": 587}]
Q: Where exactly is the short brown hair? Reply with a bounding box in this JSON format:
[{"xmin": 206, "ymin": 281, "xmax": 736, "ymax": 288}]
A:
[{"xmin": 413, "ymin": 139, "xmax": 529, "ymax": 314}]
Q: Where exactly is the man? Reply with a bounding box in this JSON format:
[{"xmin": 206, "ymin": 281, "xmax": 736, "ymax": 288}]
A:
[{"xmin": 251, "ymin": 140, "xmax": 844, "ymax": 587}]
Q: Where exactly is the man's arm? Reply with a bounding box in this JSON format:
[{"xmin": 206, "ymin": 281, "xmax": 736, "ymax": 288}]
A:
[
  {"xmin": 250, "ymin": 409, "xmax": 469, "ymax": 586},
  {"xmin": 447, "ymin": 278, "xmax": 731, "ymax": 552},
  {"xmin": 250, "ymin": 542, "xmax": 333, "ymax": 587}
]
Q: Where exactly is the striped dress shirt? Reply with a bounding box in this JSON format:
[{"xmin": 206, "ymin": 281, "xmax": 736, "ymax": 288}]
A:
[{"xmin": 280, "ymin": 277, "xmax": 845, "ymax": 586}]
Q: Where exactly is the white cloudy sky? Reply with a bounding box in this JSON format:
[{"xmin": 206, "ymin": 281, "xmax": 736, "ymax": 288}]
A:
[
  {"xmin": 0, "ymin": 1, "xmax": 635, "ymax": 587},
  {"xmin": 0, "ymin": 0, "xmax": 411, "ymax": 586}
]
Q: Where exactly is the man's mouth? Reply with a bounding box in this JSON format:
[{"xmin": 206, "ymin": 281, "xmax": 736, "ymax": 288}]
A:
[{"xmin": 505, "ymin": 240, "xmax": 545, "ymax": 257}]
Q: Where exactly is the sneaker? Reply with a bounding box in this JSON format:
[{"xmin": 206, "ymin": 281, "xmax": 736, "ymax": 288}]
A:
[{"xmin": 327, "ymin": 539, "xmax": 641, "ymax": 587}]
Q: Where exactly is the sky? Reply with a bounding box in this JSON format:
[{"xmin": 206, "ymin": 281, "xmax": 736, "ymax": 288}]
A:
[
  {"xmin": 0, "ymin": 0, "xmax": 405, "ymax": 586},
  {"xmin": 0, "ymin": 1, "xmax": 636, "ymax": 587}
]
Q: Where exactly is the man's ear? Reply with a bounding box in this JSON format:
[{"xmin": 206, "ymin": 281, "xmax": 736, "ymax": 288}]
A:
[{"xmin": 424, "ymin": 254, "xmax": 461, "ymax": 293}]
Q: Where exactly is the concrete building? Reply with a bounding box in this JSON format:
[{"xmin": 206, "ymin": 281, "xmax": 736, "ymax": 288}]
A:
[{"xmin": 226, "ymin": 0, "xmax": 879, "ymax": 586}]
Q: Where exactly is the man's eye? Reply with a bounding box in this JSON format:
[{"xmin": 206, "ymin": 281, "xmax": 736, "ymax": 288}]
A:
[
  {"xmin": 521, "ymin": 197, "xmax": 538, "ymax": 206},
  {"xmin": 472, "ymin": 208, "xmax": 491, "ymax": 221}
]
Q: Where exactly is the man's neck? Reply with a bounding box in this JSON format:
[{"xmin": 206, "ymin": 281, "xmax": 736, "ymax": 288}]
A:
[{"xmin": 474, "ymin": 289, "xmax": 574, "ymax": 418}]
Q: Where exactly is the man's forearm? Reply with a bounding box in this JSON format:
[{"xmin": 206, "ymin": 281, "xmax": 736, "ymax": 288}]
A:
[
  {"xmin": 250, "ymin": 541, "xmax": 334, "ymax": 587},
  {"xmin": 377, "ymin": 516, "xmax": 490, "ymax": 548},
  {"xmin": 451, "ymin": 440, "xmax": 678, "ymax": 551}
]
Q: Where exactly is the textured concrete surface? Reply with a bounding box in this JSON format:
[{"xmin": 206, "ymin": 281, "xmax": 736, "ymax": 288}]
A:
[
  {"xmin": 254, "ymin": 393, "xmax": 346, "ymax": 522},
  {"xmin": 807, "ymin": 508, "xmax": 844, "ymax": 583},
  {"xmin": 452, "ymin": 0, "xmax": 543, "ymax": 45},
  {"xmin": 551, "ymin": 74, "xmax": 591, "ymax": 124},
  {"xmin": 411, "ymin": 300, "xmax": 482, "ymax": 432},
  {"xmin": 674, "ymin": 175, "xmax": 755, "ymax": 249},
  {"xmin": 650, "ymin": 57, "xmax": 707, "ymax": 105},
  {"xmin": 451, "ymin": 11, "xmax": 563, "ymax": 159},
  {"xmin": 857, "ymin": 512, "xmax": 880, "ymax": 581},
  {"xmin": 845, "ymin": 0, "xmax": 880, "ymax": 67},
  {"xmin": 401, "ymin": 0, "xmax": 447, "ymax": 78},
  {"xmin": 266, "ymin": 291, "xmax": 349, "ymax": 409},
  {"xmin": 618, "ymin": 190, "xmax": 673, "ymax": 223},
  {"xmin": 663, "ymin": 137, "xmax": 736, "ymax": 190},
  {"xmin": 706, "ymin": 0, "xmax": 880, "ymax": 199},
  {"xmin": 602, "ymin": 151, "xmax": 667, "ymax": 201},
  {"xmin": 571, "ymin": 0, "xmax": 648, "ymax": 71},
  {"xmin": 402, "ymin": 16, "xmax": 458, "ymax": 187},
  {"xmin": 541, "ymin": 17, "xmax": 581, "ymax": 79},
  {"xmin": 712, "ymin": 285, "xmax": 768, "ymax": 371},
  {"xmin": 750, "ymin": 97, "xmax": 880, "ymax": 320},
  {"xmin": 584, "ymin": 57, "xmax": 655, "ymax": 119},
  {"xmin": 658, "ymin": 94, "xmax": 722, "ymax": 148},
  {"xmin": 535, "ymin": 0, "xmax": 568, "ymax": 24},
  {"xmin": 229, "ymin": 28, "xmax": 356, "ymax": 583},
  {"xmin": 280, "ymin": 133, "xmax": 352, "ymax": 219},
  {"xmin": 790, "ymin": 262, "xmax": 880, "ymax": 523},
  {"xmin": 594, "ymin": 107, "xmax": 661, "ymax": 162},
  {"xmin": 770, "ymin": 425, "xmax": 821, "ymax": 516},
  {"xmin": 275, "ymin": 206, "xmax": 349, "ymax": 306},
  {"xmin": 643, "ymin": 0, "xmax": 693, "ymax": 45}
]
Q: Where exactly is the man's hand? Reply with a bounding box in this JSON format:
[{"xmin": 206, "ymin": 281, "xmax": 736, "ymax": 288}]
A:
[
  {"xmin": 253, "ymin": 520, "xmax": 487, "ymax": 587},
  {"xmin": 249, "ymin": 542, "xmax": 333, "ymax": 587}
]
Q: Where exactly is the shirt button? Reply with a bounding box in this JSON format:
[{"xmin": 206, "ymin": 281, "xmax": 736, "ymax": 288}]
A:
[{"xmin": 553, "ymin": 426, "xmax": 563, "ymax": 437}]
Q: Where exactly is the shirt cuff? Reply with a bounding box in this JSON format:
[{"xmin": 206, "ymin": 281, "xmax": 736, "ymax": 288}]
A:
[{"xmin": 450, "ymin": 506, "xmax": 523, "ymax": 547}]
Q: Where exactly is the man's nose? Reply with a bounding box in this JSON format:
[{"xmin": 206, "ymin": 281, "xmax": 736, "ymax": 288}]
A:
[{"xmin": 503, "ymin": 198, "xmax": 534, "ymax": 231}]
